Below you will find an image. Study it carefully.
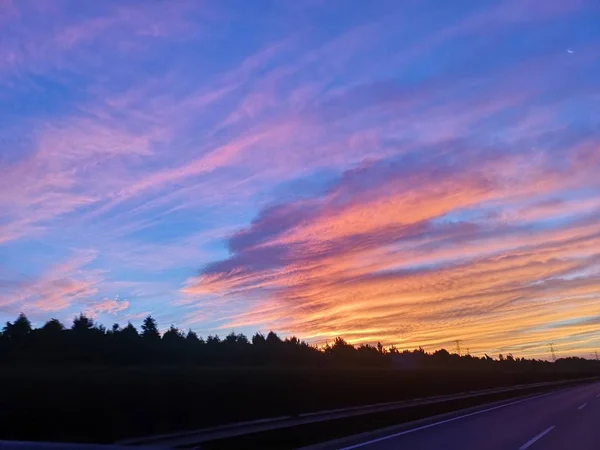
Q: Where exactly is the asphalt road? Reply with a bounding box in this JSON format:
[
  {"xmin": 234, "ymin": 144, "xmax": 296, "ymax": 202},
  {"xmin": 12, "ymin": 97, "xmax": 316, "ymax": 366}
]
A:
[{"xmin": 333, "ymin": 381, "xmax": 600, "ymax": 450}]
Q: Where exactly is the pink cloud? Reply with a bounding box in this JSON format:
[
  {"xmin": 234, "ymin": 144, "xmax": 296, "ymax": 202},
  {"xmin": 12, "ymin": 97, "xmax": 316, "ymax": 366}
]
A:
[
  {"xmin": 121, "ymin": 310, "xmax": 152, "ymax": 322},
  {"xmin": 182, "ymin": 130, "xmax": 600, "ymax": 356},
  {"xmin": 3, "ymin": 1, "xmax": 584, "ymax": 247},
  {"xmin": 2, "ymin": 0, "xmax": 598, "ymax": 358},
  {"xmin": 0, "ymin": 1, "xmax": 210, "ymax": 76},
  {"xmin": 84, "ymin": 297, "xmax": 129, "ymax": 318},
  {"xmin": 0, "ymin": 115, "xmax": 161, "ymax": 243},
  {"xmin": 0, "ymin": 250, "xmax": 104, "ymax": 314}
]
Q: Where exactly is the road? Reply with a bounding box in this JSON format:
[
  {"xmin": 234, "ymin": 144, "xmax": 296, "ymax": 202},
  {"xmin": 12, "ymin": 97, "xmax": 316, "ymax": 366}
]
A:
[{"xmin": 330, "ymin": 381, "xmax": 600, "ymax": 450}]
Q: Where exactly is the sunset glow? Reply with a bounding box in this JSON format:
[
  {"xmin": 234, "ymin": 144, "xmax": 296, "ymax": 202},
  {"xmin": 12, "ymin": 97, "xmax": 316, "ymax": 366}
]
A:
[{"xmin": 1, "ymin": 0, "xmax": 600, "ymax": 358}]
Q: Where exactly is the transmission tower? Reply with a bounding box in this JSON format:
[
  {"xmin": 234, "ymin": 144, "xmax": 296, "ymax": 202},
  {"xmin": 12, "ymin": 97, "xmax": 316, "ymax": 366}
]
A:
[
  {"xmin": 548, "ymin": 343, "xmax": 556, "ymax": 362},
  {"xmin": 453, "ymin": 339, "xmax": 463, "ymax": 356}
]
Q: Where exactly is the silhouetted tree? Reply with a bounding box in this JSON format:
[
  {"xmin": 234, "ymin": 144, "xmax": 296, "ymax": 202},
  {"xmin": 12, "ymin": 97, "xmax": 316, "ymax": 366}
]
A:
[
  {"xmin": 71, "ymin": 314, "xmax": 95, "ymax": 333},
  {"xmin": 163, "ymin": 325, "xmax": 184, "ymax": 344},
  {"xmin": 186, "ymin": 329, "xmax": 199, "ymax": 343},
  {"xmin": 285, "ymin": 336, "xmax": 300, "ymax": 346},
  {"xmin": 141, "ymin": 315, "xmax": 160, "ymax": 340},
  {"xmin": 41, "ymin": 318, "xmax": 64, "ymax": 334},
  {"xmin": 3, "ymin": 313, "xmax": 32, "ymax": 339},
  {"xmin": 27, "ymin": 317, "xmax": 66, "ymax": 362},
  {"xmin": 252, "ymin": 332, "xmax": 266, "ymax": 346},
  {"xmin": 121, "ymin": 322, "xmax": 139, "ymax": 338},
  {"xmin": 326, "ymin": 337, "xmax": 356, "ymax": 365},
  {"xmin": 206, "ymin": 334, "xmax": 221, "ymax": 345},
  {"xmin": 223, "ymin": 331, "xmax": 249, "ymax": 346},
  {"xmin": 0, "ymin": 312, "xmax": 598, "ymax": 373},
  {"xmin": 266, "ymin": 331, "xmax": 281, "ymax": 345}
]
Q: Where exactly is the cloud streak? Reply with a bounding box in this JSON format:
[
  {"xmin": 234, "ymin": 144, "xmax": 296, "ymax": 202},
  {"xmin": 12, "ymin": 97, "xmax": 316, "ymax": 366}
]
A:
[
  {"xmin": 184, "ymin": 133, "xmax": 600, "ymax": 356},
  {"xmin": 1, "ymin": 0, "xmax": 600, "ymax": 356},
  {"xmin": 0, "ymin": 250, "xmax": 102, "ymax": 314}
]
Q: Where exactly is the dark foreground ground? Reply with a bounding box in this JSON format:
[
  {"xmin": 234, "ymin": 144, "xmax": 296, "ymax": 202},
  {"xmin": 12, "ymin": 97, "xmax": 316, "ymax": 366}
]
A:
[{"xmin": 0, "ymin": 366, "xmax": 595, "ymax": 444}]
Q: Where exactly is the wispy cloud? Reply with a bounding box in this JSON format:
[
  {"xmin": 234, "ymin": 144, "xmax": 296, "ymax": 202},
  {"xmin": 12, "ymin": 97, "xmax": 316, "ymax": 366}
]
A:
[
  {"xmin": 0, "ymin": 250, "xmax": 103, "ymax": 315},
  {"xmin": 2, "ymin": 0, "xmax": 599, "ymax": 356},
  {"xmin": 184, "ymin": 132, "xmax": 600, "ymax": 355},
  {"xmin": 84, "ymin": 297, "xmax": 130, "ymax": 319}
]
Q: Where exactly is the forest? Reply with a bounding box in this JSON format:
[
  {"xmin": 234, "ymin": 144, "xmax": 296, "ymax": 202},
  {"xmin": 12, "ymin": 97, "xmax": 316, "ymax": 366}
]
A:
[
  {"xmin": 1, "ymin": 312, "xmax": 598, "ymax": 371},
  {"xmin": 1, "ymin": 312, "xmax": 599, "ymax": 444}
]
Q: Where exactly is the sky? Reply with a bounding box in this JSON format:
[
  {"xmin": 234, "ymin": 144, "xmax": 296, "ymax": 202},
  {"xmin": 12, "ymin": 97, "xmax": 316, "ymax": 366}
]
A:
[{"xmin": 1, "ymin": 0, "xmax": 600, "ymax": 359}]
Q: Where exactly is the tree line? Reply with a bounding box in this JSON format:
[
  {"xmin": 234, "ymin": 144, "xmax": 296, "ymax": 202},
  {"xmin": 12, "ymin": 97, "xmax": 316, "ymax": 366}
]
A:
[{"xmin": 1, "ymin": 312, "xmax": 598, "ymax": 371}]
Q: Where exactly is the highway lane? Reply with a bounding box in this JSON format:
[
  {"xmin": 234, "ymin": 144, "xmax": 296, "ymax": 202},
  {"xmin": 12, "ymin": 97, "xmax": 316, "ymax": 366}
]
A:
[{"xmin": 333, "ymin": 381, "xmax": 600, "ymax": 450}]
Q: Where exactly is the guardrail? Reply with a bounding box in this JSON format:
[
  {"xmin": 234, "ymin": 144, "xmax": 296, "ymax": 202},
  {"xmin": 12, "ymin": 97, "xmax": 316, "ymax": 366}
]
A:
[
  {"xmin": 118, "ymin": 377, "xmax": 598, "ymax": 448},
  {"xmin": 0, "ymin": 443, "xmax": 152, "ymax": 450}
]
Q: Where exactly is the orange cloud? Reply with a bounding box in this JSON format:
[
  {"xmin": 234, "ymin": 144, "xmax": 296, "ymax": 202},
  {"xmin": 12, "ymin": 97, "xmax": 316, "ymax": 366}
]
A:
[{"xmin": 183, "ymin": 139, "xmax": 600, "ymax": 358}]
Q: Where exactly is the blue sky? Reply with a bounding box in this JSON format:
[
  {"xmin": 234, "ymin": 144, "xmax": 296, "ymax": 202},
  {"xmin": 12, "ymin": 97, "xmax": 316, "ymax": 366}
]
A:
[{"xmin": 1, "ymin": 0, "xmax": 600, "ymax": 358}]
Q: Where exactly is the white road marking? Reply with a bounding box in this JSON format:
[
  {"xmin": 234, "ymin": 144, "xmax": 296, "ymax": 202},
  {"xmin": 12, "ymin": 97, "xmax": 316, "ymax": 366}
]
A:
[
  {"xmin": 578, "ymin": 402, "xmax": 587, "ymax": 410},
  {"xmin": 519, "ymin": 426, "xmax": 555, "ymax": 450},
  {"xmin": 337, "ymin": 392, "xmax": 555, "ymax": 450}
]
